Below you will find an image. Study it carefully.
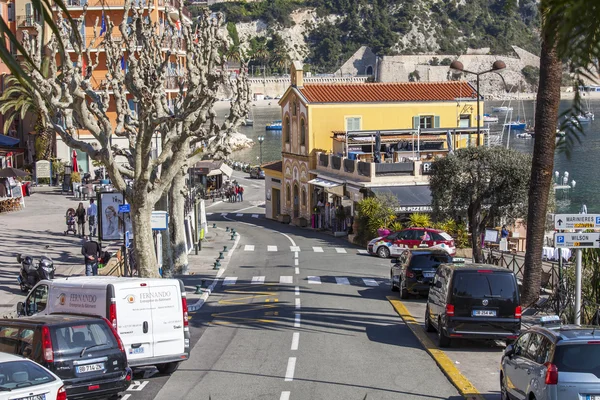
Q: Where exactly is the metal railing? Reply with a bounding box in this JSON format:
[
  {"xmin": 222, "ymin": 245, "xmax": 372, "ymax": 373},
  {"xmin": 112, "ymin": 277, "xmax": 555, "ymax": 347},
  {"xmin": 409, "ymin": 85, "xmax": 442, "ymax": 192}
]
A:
[{"xmin": 16, "ymin": 15, "xmax": 39, "ymax": 27}]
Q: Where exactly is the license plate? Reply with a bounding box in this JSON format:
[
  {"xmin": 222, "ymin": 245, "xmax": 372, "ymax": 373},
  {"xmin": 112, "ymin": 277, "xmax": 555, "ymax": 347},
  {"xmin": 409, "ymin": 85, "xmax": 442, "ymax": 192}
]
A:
[
  {"xmin": 129, "ymin": 347, "xmax": 144, "ymax": 354},
  {"xmin": 423, "ymin": 272, "xmax": 434, "ymax": 278},
  {"xmin": 76, "ymin": 363, "xmax": 105, "ymax": 373},
  {"xmin": 472, "ymin": 310, "xmax": 497, "ymax": 317},
  {"xmin": 16, "ymin": 395, "xmax": 45, "ymax": 400}
]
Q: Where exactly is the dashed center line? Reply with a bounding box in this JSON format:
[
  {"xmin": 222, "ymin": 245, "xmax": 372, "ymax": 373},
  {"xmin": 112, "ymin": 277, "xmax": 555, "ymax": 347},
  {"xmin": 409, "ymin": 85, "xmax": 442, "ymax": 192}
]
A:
[
  {"xmin": 335, "ymin": 277, "xmax": 350, "ymax": 285},
  {"xmin": 280, "ymin": 392, "xmax": 291, "ymax": 400},
  {"xmin": 294, "ymin": 313, "xmax": 301, "ymax": 328},
  {"xmin": 223, "ymin": 277, "xmax": 237, "ymax": 285},
  {"xmin": 280, "ymin": 276, "xmax": 293, "ymax": 284},
  {"xmin": 251, "ymin": 276, "xmax": 265, "ymax": 284},
  {"xmin": 307, "ymin": 276, "xmax": 321, "ymax": 284},
  {"xmin": 295, "ymin": 286, "xmax": 300, "ymax": 295},
  {"xmin": 295, "ymin": 298, "xmax": 301, "ymax": 310},
  {"xmin": 284, "ymin": 357, "xmax": 297, "ymax": 381},
  {"xmin": 295, "ymin": 267, "xmax": 300, "ymax": 274},
  {"xmin": 290, "ymin": 246, "xmax": 301, "ymax": 252},
  {"xmin": 294, "ymin": 259, "xmax": 299, "ymax": 266},
  {"xmin": 312, "ymin": 246, "xmax": 324, "ymax": 253},
  {"xmin": 244, "ymin": 245, "xmax": 254, "ymax": 251},
  {"xmin": 363, "ymin": 278, "xmax": 379, "ymax": 286},
  {"xmin": 335, "ymin": 247, "xmax": 347, "ymax": 253},
  {"xmin": 268, "ymin": 245, "xmax": 278, "ymax": 252},
  {"xmin": 291, "ymin": 332, "xmax": 299, "ymax": 350}
]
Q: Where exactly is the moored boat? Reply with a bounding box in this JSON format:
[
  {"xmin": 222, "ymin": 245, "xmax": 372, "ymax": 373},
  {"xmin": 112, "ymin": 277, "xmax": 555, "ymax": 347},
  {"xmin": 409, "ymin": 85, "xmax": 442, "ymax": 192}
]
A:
[
  {"xmin": 266, "ymin": 120, "xmax": 282, "ymax": 130},
  {"xmin": 483, "ymin": 114, "xmax": 499, "ymax": 123}
]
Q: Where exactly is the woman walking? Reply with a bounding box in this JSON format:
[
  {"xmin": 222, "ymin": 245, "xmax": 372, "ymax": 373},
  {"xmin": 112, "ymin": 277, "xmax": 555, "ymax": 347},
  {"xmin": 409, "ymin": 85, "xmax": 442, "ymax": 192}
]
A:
[{"xmin": 75, "ymin": 202, "xmax": 86, "ymax": 237}]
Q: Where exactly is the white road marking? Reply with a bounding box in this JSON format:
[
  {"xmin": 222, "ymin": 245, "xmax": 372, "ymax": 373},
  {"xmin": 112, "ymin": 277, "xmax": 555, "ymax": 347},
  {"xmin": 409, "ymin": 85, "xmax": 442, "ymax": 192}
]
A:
[
  {"xmin": 363, "ymin": 278, "xmax": 379, "ymax": 287},
  {"xmin": 205, "ymin": 200, "xmax": 224, "ymax": 208},
  {"xmin": 312, "ymin": 247, "xmax": 324, "ymax": 253},
  {"xmin": 294, "ymin": 259, "xmax": 299, "ymax": 266},
  {"xmin": 295, "ymin": 298, "xmax": 301, "ymax": 310},
  {"xmin": 335, "ymin": 277, "xmax": 350, "ymax": 285},
  {"xmin": 294, "ymin": 313, "xmax": 301, "ymax": 328},
  {"xmin": 244, "ymin": 245, "xmax": 254, "ymax": 251},
  {"xmin": 251, "ymin": 276, "xmax": 265, "ymax": 284},
  {"xmin": 268, "ymin": 245, "xmax": 278, "ymax": 252},
  {"xmin": 294, "ymin": 252, "xmax": 298, "ymax": 258},
  {"xmin": 284, "ymin": 357, "xmax": 297, "ymax": 381},
  {"xmin": 279, "ymin": 232, "xmax": 297, "ymax": 247},
  {"xmin": 280, "ymin": 276, "xmax": 293, "ymax": 284},
  {"xmin": 121, "ymin": 396, "xmax": 131, "ymax": 400},
  {"xmin": 220, "ymin": 213, "xmax": 228, "ymax": 216},
  {"xmin": 280, "ymin": 392, "xmax": 291, "ymax": 400},
  {"xmin": 357, "ymin": 249, "xmax": 369, "ymax": 254},
  {"xmin": 307, "ymin": 276, "xmax": 321, "ymax": 284},
  {"xmin": 206, "ymin": 213, "xmax": 213, "ymax": 216},
  {"xmin": 295, "ymin": 286, "xmax": 300, "ymax": 295},
  {"xmin": 236, "ymin": 213, "xmax": 243, "ymax": 217},
  {"xmin": 223, "ymin": 277, "xmax": 237, "ymax": 286},
  {"xmin": 291, "ymin": 332, "xmax": 299, "ymax": 350},
  {"xmin": 295, "ymin": 267, "xmax": 300, "ymax": 275},
  {"xmin": 127, "ymin": 381, "xmax": 149, "ymax": 391},
  {"xmin": 335, "ymin": 248, "xmax": 347, "ymax": 253},
  {"xmin": 290, "ymin": 246, "xmax": 301, "ymax": 252},
  {"xmin": 252, "ymin": 214, "xmax": 259, "ymax": 218}
]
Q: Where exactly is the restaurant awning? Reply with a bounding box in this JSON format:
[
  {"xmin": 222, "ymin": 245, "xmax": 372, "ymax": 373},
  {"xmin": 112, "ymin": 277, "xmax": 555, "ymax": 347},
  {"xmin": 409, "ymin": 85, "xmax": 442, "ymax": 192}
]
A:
[
  {"xmin": 370, "ymin": 185, "xmax": 432, "ymax": 213},
  {"xmin": 308, "ymin": 177, "xmax": 344, "ymax": 197},
  {"xmin": 0, "ymin": 135, "xmax": 19, "ymax": 147}
]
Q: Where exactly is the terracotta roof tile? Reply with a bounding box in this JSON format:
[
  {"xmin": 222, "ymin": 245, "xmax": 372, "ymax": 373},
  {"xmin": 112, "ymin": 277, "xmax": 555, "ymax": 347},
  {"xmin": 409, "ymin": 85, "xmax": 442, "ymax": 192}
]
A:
[
  {"xmin": 261, "ymin": 160, "xmax": 282, "ymax": 172},
  {"xmin": 298, "ymin": 81, "xmax": 477, "ymax": 103}
]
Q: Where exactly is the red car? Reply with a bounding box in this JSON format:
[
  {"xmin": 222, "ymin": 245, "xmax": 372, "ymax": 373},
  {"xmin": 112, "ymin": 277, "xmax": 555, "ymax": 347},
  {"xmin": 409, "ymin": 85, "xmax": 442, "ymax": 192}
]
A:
[{"xmin": 367, "ymin": 227, "xmax": 456, "ymax": 258}]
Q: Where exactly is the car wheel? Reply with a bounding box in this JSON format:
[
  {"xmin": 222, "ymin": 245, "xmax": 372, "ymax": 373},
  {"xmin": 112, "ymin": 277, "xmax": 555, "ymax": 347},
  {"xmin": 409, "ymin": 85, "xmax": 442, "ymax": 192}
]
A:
[
  {"xmin": 437, "ymin": 318, "xmax": 451, "ymax": 347},
  {"xmin": 377, "ymin": 246, "xmax": 390, "ymax": 258},
  {"xmin": 500, "ymin": 373, "xmax": 509, "ymax": 400},
  {"xmin": 424, "ymin": 306, "xmax": 435, "ymax": 332},
  {"xmin": 390, "ymin": 273, "xmax": 399, "ymax": 292},
  {"xmin": 156, "ymin": 362, "xmax": 180, "ymax": 375},
  {"xmin": 400, "ymin": 281, "xmax": 409, "ymax": 299}
]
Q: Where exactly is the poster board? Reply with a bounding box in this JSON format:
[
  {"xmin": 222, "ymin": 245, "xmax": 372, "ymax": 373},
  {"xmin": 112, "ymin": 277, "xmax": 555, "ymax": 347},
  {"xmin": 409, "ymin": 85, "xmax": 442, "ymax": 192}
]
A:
[
  {"xmin": 35, "ymin": 160, "xmax": 51, "ymax": 179},
  {"xmin": 98, "ymin": 192, "xmax": 133, "ymax": 241},
  {"xmin": 184, "ymin": 216, "xmax": 193, "ymax": 254},
  {"xmin": 484, "ymin": 228, "xmax": 500, "ymax": 243}
]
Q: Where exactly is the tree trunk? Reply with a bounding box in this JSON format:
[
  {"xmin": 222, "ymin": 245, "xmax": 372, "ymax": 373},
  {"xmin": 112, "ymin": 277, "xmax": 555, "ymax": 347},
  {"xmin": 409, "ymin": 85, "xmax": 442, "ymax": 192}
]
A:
[
  {"xmin": 469, "ymin": 204, "xmax": 483, "ymax": 263},
  {"xmin": 521, "ymin": 34, "xmax": 563, "ymax": 306},
  {"xmin": 156, "ymin": 193, "xmax": 174, "ymax": 278},
  {"xmin": 130, "ymin": 197, "xmax": 160, "ymax": 278},
  {"xmin": 170, "ymin": 169, "xmax": 189, "ymax": 274}
]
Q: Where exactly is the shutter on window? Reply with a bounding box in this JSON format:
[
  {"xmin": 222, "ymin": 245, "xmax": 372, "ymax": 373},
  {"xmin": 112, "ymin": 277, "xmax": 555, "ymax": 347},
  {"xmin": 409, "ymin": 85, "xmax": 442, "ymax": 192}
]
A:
[
  {"xmin": 25, "ymin": 3, "xmax": 31, "ymax": 18},
  {"xmin": 413, "ymin": 116, "xmax": 420, "ymax": 129},
  {"xmin": 434, "ymin": 116, "xmax": 441, "ymax": 128}
]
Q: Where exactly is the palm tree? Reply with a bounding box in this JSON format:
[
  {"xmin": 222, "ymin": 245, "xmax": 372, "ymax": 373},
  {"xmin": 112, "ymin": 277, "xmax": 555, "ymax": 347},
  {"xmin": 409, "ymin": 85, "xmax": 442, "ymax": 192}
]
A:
[
  {"xmin": 0, "ymin": 60, "xmax": 54, "ymax": 160},
  {"xmin": 521, "ymin": 0, "xmax": 600, "ymax": 305}
]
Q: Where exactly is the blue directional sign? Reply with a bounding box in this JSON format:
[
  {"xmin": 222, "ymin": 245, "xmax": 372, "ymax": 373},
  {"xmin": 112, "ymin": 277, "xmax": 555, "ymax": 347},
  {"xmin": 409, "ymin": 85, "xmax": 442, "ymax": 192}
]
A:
[
  {"xmin": 596, "ymin": 216, "xmax": 600, "ymax": 225},
  {"xmin": 118, "ymin": 204, "xmax": 130, "ymax": 213}
]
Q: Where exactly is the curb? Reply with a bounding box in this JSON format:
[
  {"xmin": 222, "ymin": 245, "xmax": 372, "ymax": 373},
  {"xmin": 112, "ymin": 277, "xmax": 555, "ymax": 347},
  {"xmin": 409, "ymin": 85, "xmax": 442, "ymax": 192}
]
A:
[
  {"xmin": 387, "ymin": 297, "xmax": 485, "ymax": 400},
  {"xmin": 187, "ymin": 226, "xmax": 241, "ymax": 312}
]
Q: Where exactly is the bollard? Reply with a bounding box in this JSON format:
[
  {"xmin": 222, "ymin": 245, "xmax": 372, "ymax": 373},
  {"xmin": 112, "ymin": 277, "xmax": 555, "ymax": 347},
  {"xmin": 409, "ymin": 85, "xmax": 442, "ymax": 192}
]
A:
[
  {"xmin": 230, "ymin": 233, "xmax": 235, "ymax": 240},
  {"xmin": 218, "ymin": 251, "xmax": 224, "ymax": 260},
  {"xmin": 194, "ymin": 285, "xmax": 203, "ymax": 294},
  {"xmin": 213, "ymin": 223, "xmax": 216, "ymax": 229},
  {"xmin": 223, "ymin": 246, "xmax": 228, "ymax": 252},
  {"xmin": 213, "ymin": 260, "xmax": 221, "ymax": 269},
  {"xmin": 226, "ymin": 226, "xmax": 229, "ymax": 232}
]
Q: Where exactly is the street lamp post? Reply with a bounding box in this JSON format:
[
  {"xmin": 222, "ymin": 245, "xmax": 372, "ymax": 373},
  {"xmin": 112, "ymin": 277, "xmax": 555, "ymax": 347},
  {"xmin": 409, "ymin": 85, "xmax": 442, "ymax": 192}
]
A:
[
  {"xmin": 450, "ymin": 60, "xmax": 506, "ymax": 146},
  {"xmin": 257, "ymin": 135, "xmax": 265, "ymax": 164}
]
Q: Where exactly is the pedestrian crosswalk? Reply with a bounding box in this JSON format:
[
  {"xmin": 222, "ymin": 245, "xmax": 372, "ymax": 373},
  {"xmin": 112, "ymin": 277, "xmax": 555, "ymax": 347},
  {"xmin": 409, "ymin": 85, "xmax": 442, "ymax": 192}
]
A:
[
  {"xmin": 219, "ymin": 275, "xmax": 387, "ymax": 287},
  {"xmin": 241, "ymin": 245, "xmax": 365, "ymax": 255}
]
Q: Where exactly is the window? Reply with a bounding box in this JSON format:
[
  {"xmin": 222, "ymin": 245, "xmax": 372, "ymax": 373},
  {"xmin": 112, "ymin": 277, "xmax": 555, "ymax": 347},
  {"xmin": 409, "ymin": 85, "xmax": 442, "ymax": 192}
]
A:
[
  {"xmin": 0, "ymin": 360, "xmax": 57, "ymax": 388},
  {"xmin": 286, "ymin": 184, "xmax": 291, "ymax": 204},
  {"xmin": 526, "ymin": 334, "xmax": 552, "ymax": 364},
  {"xmin": 284, "ymin": 116, "xmax": 290, "ymax": 143},
  {"xmin": 452, "ymin": 273, "xmax": 517, "ymax": 300},
  {"xmin": 346, "ymin": 117, "xmax": 361, "ymax": 131},
  {"xmin": 300, "ymin": 119, "xmax": 306, "ymax": 146},
  {"xmin": 420, "ymin": 116, "xmax": 433, "ymax": 129},
  {"xmin": 53, "ymin": 322, "xmax": 116, "ymax": 355},
  {"xmin": 409, "ymin": 254, "xmax": 452, "ymax": 269},
  {"xmin": 292, "ymin": 101, "xmax": 297, "ymax": 116},
  {"xmin": 554, "ymin": 344, "xmax": 600, "ymax": 377},
  {"xmin": 514, "ymin": 332, "xmax": 531, "ymax": 356},
  {"xmin": 7, "ymin": 3, "xmax": 13, "ymax": 22},
  {"xmin": 301, "ymin": 188, "xmax": 306, "ymax": 206},
  {"xmin": 459, "ymin": 114, "xmax": 471, "ymax": 128},
  {"xmin": 26, "ymin": 285, "xmax": 48, "ymax": 315}
]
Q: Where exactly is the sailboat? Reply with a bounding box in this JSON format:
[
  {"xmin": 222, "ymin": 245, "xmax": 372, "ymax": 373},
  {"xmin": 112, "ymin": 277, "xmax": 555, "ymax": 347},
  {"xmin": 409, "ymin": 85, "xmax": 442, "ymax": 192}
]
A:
[{"xmin": 504, "ymin": 89, "xmax": 527, "ymax": 130}]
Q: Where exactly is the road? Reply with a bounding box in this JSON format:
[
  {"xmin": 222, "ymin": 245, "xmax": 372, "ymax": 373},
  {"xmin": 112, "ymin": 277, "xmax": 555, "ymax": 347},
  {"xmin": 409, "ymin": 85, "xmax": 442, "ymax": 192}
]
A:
[{"xmin": 126, "ymin": 172, "xmax": 462, "ymax": 400}]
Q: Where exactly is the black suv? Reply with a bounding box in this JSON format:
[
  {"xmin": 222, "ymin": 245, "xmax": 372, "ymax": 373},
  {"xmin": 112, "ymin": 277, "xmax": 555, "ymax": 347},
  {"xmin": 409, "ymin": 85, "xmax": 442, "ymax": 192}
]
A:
[
  {"xmin": 390, "ymin": 249, "xmax": 453, "ymax": 299},
  {"xmin": 425, "ymin": 263, "xmax": 521, "ymax": 347},
  {"xmin": 0, "ymin": 314, "xmax": 132, "ymax": 399}
]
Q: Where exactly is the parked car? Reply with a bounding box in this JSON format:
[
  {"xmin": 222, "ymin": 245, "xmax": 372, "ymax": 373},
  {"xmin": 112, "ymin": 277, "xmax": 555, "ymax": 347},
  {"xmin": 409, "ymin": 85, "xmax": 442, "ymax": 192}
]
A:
[
  {"xmin": 425, "ymin": 262, "xmax": 521, "ymax": 347},
  {"xmin": 250, "ymin": 167, "xmax": 265, "ymax": 179},
  {"xmin": 368, "ymin": 227, "xmax": 456, "ymax": 258},
  {"xmin": 501, "ymin": 319, "xmax": 600, "ymax": 400},
  {"xmin": 264, "ymin": 95, "xmax": 273, "ymax": 100},
  {"xmin": 0, "ymin": 314, "xmax": 131, "ymax": 399},
  {"xmin": 390, "ymin": 249, "xmax": 453, "ymax": 299},
  {"xmin": 0, "ymin": 352, "xmax": 66, "ymax": 400},
  {"xmin": 17, "ymin": 276, "xmax": 190, "ymax": 374}
]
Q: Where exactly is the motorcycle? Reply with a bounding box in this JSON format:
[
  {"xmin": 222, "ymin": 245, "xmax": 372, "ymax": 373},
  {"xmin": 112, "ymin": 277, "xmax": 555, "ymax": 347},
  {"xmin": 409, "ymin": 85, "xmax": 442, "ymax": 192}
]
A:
[{"xmin": 16, "ymin": 251, "xmax": 55, "ymax": 293}]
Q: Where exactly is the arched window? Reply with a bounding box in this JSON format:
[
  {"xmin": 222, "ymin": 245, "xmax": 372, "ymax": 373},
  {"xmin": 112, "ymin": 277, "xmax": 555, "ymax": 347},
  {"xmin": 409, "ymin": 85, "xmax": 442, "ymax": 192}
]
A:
[
  {"xmin": 285, "ymin": 116, "xmax": 290, "ymax": 143},
  {"xmin": 366, "ymin": 65, "xmax": 374, "ymax": 76},
  {"xmin": 286, "ymin": 184, "xmax": 291, "ymax": 204},
  {"xmin": 300, "ymin": 119, "xmax": 306, "ymax": 146},
  {"xmin": 292, "ymin": 101, "xmax": 297, "ymax": 116},
  {"xmin": 301, "ymin": 188, "xmax": 307, "ymax": 207}
]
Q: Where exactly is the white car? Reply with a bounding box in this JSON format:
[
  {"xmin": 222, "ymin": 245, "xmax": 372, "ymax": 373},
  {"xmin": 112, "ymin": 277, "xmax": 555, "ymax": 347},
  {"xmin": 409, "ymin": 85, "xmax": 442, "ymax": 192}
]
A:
[{"xmin": 0, "ymin": 353, "xmax": 65, "ymax": 400}]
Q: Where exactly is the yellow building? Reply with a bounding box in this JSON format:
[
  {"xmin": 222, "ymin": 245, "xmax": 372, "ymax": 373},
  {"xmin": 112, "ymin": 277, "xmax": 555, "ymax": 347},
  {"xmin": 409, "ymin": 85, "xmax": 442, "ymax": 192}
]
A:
[{"xmin": 265, "ymin": 61, "xmax": 486, "ymax": 229}]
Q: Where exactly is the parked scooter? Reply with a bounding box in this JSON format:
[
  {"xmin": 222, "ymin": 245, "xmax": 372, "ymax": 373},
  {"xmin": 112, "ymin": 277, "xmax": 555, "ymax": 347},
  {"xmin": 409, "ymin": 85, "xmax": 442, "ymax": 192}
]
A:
[{"xmin": 16, "ymin": 248, "xmax": 55, "ymax": 293}]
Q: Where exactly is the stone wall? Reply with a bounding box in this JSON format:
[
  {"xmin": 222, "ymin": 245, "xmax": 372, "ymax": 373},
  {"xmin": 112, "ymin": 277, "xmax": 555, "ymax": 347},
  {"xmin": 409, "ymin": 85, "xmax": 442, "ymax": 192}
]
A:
[{"xmin": 335, "ymin": 46, "xmax": 377, "ymax": 77}]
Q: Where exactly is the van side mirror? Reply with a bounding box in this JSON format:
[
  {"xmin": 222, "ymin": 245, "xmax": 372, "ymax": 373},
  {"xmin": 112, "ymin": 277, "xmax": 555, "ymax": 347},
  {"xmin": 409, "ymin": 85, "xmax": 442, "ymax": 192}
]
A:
[
  {"xmin": 391, "ymin": 258, "xmax": 399, "ymax": 264},
  {"xmin": 504, "ymin": 344, "xmax": 515, "ymax": 358},
  {"xmin": 435, "ymin": 281, "xmax": 442, "ymax": 289},
  {"xmin": 16, "ymin": 302, "xmax": 24, "ymax": 316}
]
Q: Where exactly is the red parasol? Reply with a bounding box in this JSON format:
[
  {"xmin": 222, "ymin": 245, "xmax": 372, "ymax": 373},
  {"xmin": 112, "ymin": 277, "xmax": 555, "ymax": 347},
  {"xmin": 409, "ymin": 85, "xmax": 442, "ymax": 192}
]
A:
[{"xmin": 72, "ymin": 149, "xmax": 78, "ymax": 173}]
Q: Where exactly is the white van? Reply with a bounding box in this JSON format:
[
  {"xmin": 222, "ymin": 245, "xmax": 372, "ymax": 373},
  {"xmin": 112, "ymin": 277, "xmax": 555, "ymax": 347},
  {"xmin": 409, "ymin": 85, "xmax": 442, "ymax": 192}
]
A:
[{"xmin": 16, "ymin": 276, "xmax": 190, "ymax": 374}]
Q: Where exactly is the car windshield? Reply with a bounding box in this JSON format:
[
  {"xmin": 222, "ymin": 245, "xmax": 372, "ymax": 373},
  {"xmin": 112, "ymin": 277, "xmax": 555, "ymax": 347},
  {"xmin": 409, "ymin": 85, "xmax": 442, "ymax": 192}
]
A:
[
  {"xmin": 410, "ymin": 254, "xmax": 452, "ymax": 269},
  {"xmin": 52, "ymin": 322, "xmax": 116, "ymax": 356},
  {"xmin": 0, "ymin": 360, "xmax": 56, "ymax": 391},
  {"xmin": 554, "ymin": 344, "xmax": 600, "ymax": 378},
  {"xmin": 452, "ymin": 273, "xmax": 516, "ymax": 299}
]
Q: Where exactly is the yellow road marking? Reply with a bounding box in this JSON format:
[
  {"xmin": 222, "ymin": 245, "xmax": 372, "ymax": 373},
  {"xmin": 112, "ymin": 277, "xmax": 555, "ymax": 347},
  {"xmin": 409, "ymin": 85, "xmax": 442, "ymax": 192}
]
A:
[{"xmin": 387, "ymin": 297, "xmax": 484, "ymax": 400}]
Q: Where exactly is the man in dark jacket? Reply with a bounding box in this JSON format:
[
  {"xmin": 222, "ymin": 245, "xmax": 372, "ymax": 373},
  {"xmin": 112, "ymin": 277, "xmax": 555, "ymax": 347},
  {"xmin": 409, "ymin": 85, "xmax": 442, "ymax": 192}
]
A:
[{"xmin": 81, "ymin": 238, "xmax": 102, "ymax": 276}]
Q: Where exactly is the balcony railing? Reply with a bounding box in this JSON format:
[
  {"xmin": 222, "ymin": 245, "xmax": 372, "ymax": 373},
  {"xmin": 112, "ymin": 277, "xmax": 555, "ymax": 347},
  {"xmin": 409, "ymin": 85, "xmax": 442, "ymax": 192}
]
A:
[
  {"xmin": 16, "ymin": 15, "xmax": 39, "ymax": 27},
  {"xmin": 374, "ymin": 162, "xmax": 414, "ymax": 175}
]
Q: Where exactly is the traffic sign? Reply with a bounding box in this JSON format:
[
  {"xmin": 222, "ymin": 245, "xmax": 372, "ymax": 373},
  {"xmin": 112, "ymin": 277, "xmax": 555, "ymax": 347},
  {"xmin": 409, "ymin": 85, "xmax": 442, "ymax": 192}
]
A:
[
  {"xmin": 554, "ymin": 232, "xmax": 600, "ymax": 248},
  {"xmin": 554, "ymin": 214, "xmax": 600, "ymax": 230},
  {"xmin": 118, "ymin": 204, "xmax": 131, "ymax": 213}
]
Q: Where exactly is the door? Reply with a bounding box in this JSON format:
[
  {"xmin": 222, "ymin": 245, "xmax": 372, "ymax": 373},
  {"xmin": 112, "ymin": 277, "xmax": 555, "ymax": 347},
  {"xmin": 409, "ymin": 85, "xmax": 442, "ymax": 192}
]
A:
[
  {"xmin": 272, "ymin": 188, "xmax": 281, "ymax": 219},
  {"xmin": 147, "ymin": 282, "xmax": 185, "ymax": 358},
  {"xmin": 403, "ymin": 229, "xmax": 425, "ymax": 249},
  {"xmin": 293, "ymin": 184, "xmax": 299, "ymax": 218},
  {"xmin": 503, "ymin": 332, "xmax": 532, "ymax": 400},
  {"xmin": 116, "ymin": 285, "xmax": 155, "ymax": 361}
]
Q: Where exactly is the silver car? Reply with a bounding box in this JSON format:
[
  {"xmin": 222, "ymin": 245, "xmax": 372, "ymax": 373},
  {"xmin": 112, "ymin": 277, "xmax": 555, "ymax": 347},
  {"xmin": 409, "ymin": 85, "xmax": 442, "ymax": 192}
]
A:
[{"xmin": 500, "ymin": 321, "xmax": 600, "ymax": 400}]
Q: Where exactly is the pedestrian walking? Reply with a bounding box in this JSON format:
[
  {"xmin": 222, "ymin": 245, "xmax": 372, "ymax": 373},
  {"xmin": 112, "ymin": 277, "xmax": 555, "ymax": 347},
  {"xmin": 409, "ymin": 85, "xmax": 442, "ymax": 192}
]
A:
[
  {"xmin": 230, "ymin": 187, "xmax": 236, "ymax": 203},
  {"xmin": 75, "ymin": 202, "xmax": 86, "ymax": 237},
  {"xmin": 238, "ymin": 185, "xmax": 244, "ymax": 202},
  {"xmin": 87, "ymin": 198, "xmax": 98, "ymax": 237},
  {"xmin": 81, "ymin": 237, "xmax": 101, "ymax": 276}
]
